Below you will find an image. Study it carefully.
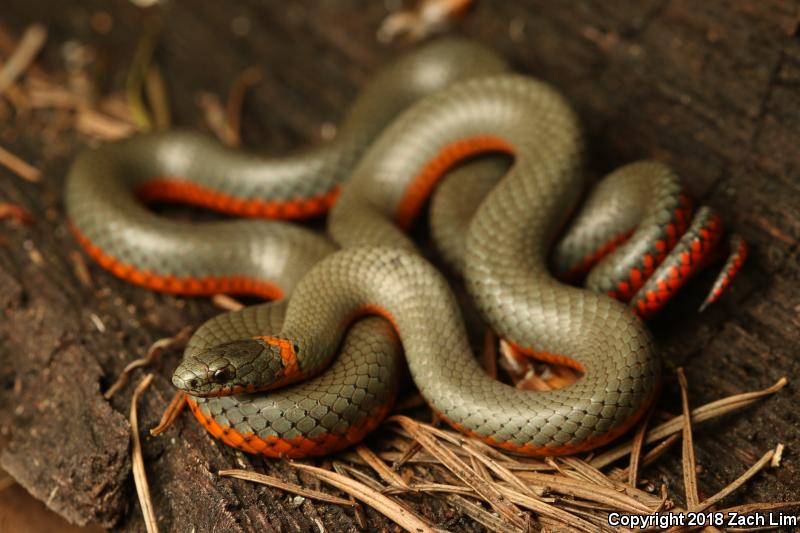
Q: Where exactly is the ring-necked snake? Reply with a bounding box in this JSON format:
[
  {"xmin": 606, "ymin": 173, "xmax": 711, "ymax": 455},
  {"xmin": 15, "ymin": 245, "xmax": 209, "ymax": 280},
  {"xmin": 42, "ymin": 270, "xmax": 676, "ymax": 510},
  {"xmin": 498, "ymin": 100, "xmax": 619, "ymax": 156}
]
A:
[{"xmin": 65, "ymin": 38, "xmax": 746, "ymax": 458}]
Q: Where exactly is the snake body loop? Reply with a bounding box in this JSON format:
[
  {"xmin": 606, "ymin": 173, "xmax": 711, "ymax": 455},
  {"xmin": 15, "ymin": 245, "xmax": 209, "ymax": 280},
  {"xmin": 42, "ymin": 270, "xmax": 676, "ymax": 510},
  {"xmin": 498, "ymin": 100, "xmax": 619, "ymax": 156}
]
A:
[
  {"xmin": 65, "ymin": 38, "xmax": 507, "ymax": 298},
  {"xmin": 324, "ymin": 75, "xmax": 660, "ymax": 453},
  {"xmin": 67, "ymin": 40, "xmax": 746, "ymax": 458}
]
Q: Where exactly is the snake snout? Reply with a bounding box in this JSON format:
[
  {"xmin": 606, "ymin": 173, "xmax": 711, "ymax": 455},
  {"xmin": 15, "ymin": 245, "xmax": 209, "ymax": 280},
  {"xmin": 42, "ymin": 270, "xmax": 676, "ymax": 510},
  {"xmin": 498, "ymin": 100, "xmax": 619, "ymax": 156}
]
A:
[
  {"xmin": 172, "ymin": 361, "xmax": 208, "ymax": 394},
  {"xmin": 172, "ymin": 358, "xmax": 238, "ymax": 396}
]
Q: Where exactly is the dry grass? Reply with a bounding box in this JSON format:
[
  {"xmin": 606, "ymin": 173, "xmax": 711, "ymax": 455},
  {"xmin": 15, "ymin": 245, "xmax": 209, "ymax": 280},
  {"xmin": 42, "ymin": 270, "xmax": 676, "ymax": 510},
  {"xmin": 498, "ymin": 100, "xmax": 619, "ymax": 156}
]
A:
[
  {"xmin": 130, "ymin": 374, "xmax": 159, "ymax": 533},
  {"xmin": 216, "ymin": 374, "xmax": 791, "ymax": 532}
]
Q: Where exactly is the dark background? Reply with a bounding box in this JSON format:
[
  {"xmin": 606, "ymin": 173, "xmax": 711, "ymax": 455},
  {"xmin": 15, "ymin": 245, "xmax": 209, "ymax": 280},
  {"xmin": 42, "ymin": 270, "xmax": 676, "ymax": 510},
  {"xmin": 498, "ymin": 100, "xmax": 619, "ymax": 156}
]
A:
[{"xmin": 0, "ymin": 1, "xmax": 798, "ymax": 531}]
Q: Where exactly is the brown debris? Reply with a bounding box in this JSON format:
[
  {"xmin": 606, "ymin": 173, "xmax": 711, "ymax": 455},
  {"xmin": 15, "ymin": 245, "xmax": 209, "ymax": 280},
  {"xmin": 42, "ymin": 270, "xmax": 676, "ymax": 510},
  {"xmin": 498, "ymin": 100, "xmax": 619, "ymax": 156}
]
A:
[
  {"xmin": 389, "ymin": 415, "xmax": 530, "ymax": 531},
  {"xmin": 225, "ymin": 67, "xmax": 263, "ymax": 146},
  {"xmin": 126, "ymin": 26, "xmax": 162, "ymax": 131},
  {"xmin": 197, "ymin": 92, "xmax": 229, "ymax": 143},
  {"xmin": 75, "ymin": 107, "xmax": 136, "ymax": 139},
  {"xmin": 68, "ymin": 249, "xmax": 92, "ymax": 287},
  {"xmin": 212, "ymin": 293, "xmax": 245, "ymax": 311},
  {"xmin": 0, "ymin": 145, "xmax": 41, "ymax": 182},
  {"xmin": 377, "ymin": 0, "xmax": 473, "ymax": 44},
  {"xmin": 219, "ymin": 469, "xmax": 357, "ymax": 507},
  {"xmin": 0, "ymin": 23, "xmax": 46, "ymax": 95},
  {"xmin": 677, "ymin": 368, "xmax": 700, "ymax": 510},
  {"xmin": 144, "ymin": 64, "xmax": 171, "ymax": 130},
  {"xmin": 291, "ymin": 462, "xmax": 437, "ymax": 533},
  {"xmin": 0, "ymin": 202, "xmax": 34, "ymax": 224},
  {"xmin": 627, "ymin": 406, "xmax": 653, "ymax": 487},
  {"xmin": 130, "ymin": 373, "xmax": 159, "ymax": 533}
]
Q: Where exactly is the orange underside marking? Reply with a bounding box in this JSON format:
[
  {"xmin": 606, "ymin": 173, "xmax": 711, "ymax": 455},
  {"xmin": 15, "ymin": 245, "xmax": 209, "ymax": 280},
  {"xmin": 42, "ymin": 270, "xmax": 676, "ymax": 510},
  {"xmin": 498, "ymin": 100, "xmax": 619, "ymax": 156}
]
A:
[
  {"xmin": 708, "ymin": 237, "xmax": 747, "ymax": 302},
  {"xmin": 506, "ymin": 342, "xmax": 587, "ymax": 375},
  {"xmin": 395, "ymin": 135, "xmax": 515, "ymax": 229},
  {"xmin": 71, "ymin": 226, "xmax": 284, "ymax": 300},
  {"xmin": 632, "ymin": 212, "xmax": 725, "ymax": 318},
  {"xmin": 558, "ymin": 230, "xmax": 633, "ymax": 282},
  {"xmin": 439, "ymin": 382, "xmax": 660, "ymax": 456},
  {"xmin": 608, "ymin": 195, "xmax": 697, "ymax": 302},
  {"xmin": 253, "ymin": 335, "xmax": 305, "ymax": 388},
  {"xmin": 187, "ymin": 394, "xmax": 396, "ymax": 458},
  {"xmin": 135, "ymin": 178, "xmax": 339, "ymax": 220}
]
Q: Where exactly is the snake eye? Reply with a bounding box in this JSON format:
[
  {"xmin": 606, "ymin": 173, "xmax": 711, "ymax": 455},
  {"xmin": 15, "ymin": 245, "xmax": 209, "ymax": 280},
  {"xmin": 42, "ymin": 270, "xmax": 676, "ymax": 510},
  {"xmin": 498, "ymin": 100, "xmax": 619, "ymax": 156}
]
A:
[{"xmin": 212, "ymin": 367, "xmax": 234, "ymax": 384}]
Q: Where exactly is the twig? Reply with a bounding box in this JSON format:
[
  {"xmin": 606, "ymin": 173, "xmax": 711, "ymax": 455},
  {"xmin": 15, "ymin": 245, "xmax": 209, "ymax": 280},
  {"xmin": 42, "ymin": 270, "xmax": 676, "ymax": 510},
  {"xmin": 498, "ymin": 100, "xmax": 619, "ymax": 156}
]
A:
[
  {"xmin": 150, "ymin": 390, "xmax": 187, "ymax": 436},
  {"xmin": 3, "ymin": 82, "xmax": 30, "ymax": 113},
  {"xmin": 494, "ymin": 482, "xmax": 604, "ymax": 533},
  {"xmin": 389, "ymin": 415, "xmax": 530, "ymax": 531},
  {"xmin": 442, "ymin": 494, "xmax": 525, "ymax": 533},
  {"xmin": 145, "ymin": 64, "xmax": 170, "ymax": 130},
  {"xmin": 628, "ymin": 407, "xmax": 653, "ymax": 487},
  {"xmin": 0, "ymin": 145, "xmax": 41, "ymax": 182},
  {"xmin": 0, "ymin": 202, "xmax": 34, "ymax": 224},
  {"xmin": 590, "ymin": 377, "xmax": 787, "ymax": 469},
  {"xmin": 693, "ymin": 447, "xmax": 776, "ymax": 512},
  {"xmin": 515, "ymin": 472, "xmax": 657, "ymax": 514},
  {"xmin": 219, "ymin": 469, "xmax": 357, "ymax": 507},
  {"xmin": 516, "ymin": 369, "xmax": 551, "ymax": 391},
  {"xmin": 677, "ymin": 368, "xmax": 700, "ymax": 510},
  {"xmin": 0, "ymin": 23, "xmax": 47, "ymax": 95},
  {"xmin": 445, "ymin": 436, "xmax": 538, "ymax": 497},
  {"xmin": 291, "ymin": 463, "xmax": 437, "ymax": 533},
  {"xmin": 75, "ymin": 108, "xmax": 136, "ymax": 139},
  {"xmin": 497, "ymin": 339, "xmax": 530, "ymax": 384},
  {"xmin": 611, "ymin": 433, "xmax": 680, "ymax": 481},
  {"xmin": 104, "ymin": 326, "xmax": 192, "ymax": 399},
  {"xmin": 130, "ymin": 373, "xmax": 159, "ymax": 533},
  {"xmin": 197, "ymin": 92, "xmax": 229, "ymax": 143},
  {"xmin": 332, "ymin": 461, "xmax": 385, "ymax": 491},
  {"xmin": 225, "ymin": 67, "xmax": 263, "ymax": 146},
  {"xmin": 350, "ymin": 494, "xmax": 368, "ymax": 530},
  {"xmin": 558, "ymin": 457, "xmax": 616, "ymax": 489},
  {"xmin": 68, "ymin": 249, "xmax": 92, "ymax": 287},
  {"xmin": 212, "ymin": 293, "xmax": 244, "ymax": 311},
  {"xmin": 383, "ymin": 480, "xmax": 474, "ymax": 497},
  {"xmin": 356, "ymin": 445, "xmax": 409, "ymax": 489},
  {"xmin": 770, "ymin": 443, "xmax": 784, "ymax": 468},
  {"xmin": 126, "ymin": 27, "xmax": 160, "ymax": 131},
  {"xmin": 393, "ymin": 439, "xmax": 424, "ymax": 470},
  {"xmin": 377, "ymin": 0, "xmax": 472, "ymax": 44}
]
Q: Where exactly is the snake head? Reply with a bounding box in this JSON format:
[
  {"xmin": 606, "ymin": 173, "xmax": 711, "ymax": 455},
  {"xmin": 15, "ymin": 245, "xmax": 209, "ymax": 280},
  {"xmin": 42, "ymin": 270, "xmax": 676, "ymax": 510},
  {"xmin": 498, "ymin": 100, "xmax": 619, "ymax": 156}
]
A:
[{"xmin": 172, "ymin": 336, "xmax": 298, "ymax": 397}]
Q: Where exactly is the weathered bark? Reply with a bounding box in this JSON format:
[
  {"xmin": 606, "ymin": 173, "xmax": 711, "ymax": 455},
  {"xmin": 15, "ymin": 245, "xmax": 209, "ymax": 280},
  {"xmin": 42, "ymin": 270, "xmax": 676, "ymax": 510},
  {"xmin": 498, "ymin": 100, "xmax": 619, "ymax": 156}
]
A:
[{"xmin": 0, "ymin": 1, "xmax": 798, "ymax": 531}]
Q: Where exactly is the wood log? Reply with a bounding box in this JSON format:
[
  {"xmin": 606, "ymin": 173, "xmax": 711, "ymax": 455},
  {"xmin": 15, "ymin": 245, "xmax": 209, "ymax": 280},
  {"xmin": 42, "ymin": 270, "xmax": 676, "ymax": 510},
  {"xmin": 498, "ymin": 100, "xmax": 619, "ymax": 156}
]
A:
[{"xmin": 1, "ymin": 1, "xmax": 798, "ymax": 530}]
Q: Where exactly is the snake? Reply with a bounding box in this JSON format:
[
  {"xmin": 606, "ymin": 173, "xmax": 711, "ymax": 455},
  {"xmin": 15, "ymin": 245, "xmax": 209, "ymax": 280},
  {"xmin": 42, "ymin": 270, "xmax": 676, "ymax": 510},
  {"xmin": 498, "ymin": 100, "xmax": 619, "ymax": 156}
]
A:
[{"xmin": 66, "ymin": 39, "xmax": 746, "ymax": 458}]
